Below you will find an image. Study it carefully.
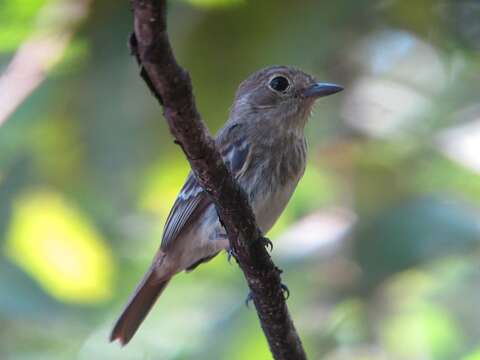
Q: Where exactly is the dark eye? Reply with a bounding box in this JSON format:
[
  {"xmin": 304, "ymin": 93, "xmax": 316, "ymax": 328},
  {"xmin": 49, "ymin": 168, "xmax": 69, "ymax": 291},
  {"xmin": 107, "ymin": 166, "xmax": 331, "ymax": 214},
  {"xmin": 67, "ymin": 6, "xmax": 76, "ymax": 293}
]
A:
[{"xmin": 269, "ymin": 76, "xmax": 290, "ymax": 92}]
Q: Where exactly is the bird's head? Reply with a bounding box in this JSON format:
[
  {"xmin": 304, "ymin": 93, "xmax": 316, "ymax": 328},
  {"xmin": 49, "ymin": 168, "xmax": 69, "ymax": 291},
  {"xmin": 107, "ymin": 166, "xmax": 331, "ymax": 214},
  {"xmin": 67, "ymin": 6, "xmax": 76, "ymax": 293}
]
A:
[{"xmin": 230, "ymin": 66, "xmax": 343, "ymax": 135}]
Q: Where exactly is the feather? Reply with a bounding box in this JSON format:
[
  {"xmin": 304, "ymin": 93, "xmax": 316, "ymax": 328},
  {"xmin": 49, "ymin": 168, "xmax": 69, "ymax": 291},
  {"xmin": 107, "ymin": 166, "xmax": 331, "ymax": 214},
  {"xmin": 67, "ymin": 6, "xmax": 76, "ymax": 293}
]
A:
[
  {"xmin": 160, "ymin": 175, "xmax": 210, "ymax": 250},
  {"xmin": 160, "ymin": 123, "xmax": 251, "ymax": 251}
]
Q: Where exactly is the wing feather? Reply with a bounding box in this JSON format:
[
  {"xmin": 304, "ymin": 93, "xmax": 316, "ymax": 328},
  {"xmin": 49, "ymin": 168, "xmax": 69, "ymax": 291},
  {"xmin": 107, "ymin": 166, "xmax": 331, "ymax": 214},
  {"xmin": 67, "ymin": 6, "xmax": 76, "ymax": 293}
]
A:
[
  {"xmin": 160, "ymin": 174, "xmax": 210, "ymax": 250},
  {"xmin": 160, "ymin": 123, "xmax": 250, "ymax": 251}
]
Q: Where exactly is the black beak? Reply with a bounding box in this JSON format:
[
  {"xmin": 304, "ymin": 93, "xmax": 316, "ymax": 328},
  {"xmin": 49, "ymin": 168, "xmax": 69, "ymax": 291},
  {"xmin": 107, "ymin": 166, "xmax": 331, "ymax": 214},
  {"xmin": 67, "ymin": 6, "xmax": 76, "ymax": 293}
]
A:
[{"xmin": 303, "ymin": 82, "xmax": 343, "ymax": 98}]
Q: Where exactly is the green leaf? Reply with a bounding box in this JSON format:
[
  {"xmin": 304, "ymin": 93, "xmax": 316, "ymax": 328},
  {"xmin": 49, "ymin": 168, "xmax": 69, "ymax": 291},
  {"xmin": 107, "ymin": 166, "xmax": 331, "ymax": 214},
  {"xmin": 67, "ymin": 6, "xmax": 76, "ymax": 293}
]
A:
[{"xmin": 0, "ymin": 0, "xmax": 48, "ymax": 52}]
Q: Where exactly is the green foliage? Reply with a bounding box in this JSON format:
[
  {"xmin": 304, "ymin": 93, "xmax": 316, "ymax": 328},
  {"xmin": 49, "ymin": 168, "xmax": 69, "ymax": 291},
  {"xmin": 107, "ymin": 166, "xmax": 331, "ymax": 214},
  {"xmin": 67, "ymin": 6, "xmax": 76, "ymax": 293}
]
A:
[
  {"xmin": 2, "ymin": 0, "xmax": 480, "ymax": 359},
  {"xmin": 0, "ymin": 0, "xmax": 48, "ymax": 51}
]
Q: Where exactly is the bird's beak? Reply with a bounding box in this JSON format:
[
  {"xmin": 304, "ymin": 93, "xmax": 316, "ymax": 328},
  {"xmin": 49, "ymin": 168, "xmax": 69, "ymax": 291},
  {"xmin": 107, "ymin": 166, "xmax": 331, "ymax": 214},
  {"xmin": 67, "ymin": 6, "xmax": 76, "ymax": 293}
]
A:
[{"xmin": 303, "ymin": 82, "xmax": 343, "ymax": 98}]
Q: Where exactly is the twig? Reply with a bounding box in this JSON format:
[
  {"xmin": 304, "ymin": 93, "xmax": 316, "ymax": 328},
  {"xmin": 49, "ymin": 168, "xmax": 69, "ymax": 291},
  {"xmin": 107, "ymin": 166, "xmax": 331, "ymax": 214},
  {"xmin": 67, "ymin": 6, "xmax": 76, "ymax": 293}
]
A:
[{"xmin": 130, "ymin": 1, "xmax": 308, "ymax": 359}]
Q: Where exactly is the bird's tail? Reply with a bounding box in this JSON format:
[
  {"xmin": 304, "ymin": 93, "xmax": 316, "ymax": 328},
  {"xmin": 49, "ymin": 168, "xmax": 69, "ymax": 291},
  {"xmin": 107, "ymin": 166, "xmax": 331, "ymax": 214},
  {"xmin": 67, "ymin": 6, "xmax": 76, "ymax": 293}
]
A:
[{"xmin": 110, "ymin": 268, "xmax": 171, "ymax": 346}]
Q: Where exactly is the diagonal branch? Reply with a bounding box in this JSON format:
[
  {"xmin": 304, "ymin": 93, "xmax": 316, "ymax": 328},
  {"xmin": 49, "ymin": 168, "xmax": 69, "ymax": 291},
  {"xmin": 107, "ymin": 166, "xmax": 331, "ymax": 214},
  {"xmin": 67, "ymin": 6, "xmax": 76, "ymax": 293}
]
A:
[{"xmin": 129, "ymin": 1, "xmax": 307, "ymax": 359}]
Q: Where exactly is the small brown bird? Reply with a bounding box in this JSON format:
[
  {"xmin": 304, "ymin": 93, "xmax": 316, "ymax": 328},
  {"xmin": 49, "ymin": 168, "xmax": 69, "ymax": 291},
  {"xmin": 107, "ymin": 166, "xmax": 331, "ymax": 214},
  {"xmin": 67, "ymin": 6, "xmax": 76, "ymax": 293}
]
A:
[{"xmin": 110, "ymin": 66, "xmax": 342, "ymax": 345}]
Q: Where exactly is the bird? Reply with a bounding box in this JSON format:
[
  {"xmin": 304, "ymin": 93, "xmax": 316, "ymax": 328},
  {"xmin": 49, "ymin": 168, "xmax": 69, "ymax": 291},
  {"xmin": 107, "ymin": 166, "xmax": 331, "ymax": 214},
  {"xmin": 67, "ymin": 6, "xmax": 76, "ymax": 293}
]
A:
[{"xmin": 110, "ymin": 65, "xmax": 343, "ymax": 345}]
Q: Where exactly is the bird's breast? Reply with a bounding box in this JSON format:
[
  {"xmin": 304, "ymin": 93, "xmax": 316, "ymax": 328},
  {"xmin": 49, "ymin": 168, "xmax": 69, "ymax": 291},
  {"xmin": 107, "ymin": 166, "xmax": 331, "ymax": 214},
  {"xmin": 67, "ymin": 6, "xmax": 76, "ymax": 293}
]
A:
[
  {"xmin": 243, "ymin": 136, "xmax": 307, "ymax": 233},
  {"xmin": 253, "ymin": 176, "xmax": 302, "ymax": 233}
]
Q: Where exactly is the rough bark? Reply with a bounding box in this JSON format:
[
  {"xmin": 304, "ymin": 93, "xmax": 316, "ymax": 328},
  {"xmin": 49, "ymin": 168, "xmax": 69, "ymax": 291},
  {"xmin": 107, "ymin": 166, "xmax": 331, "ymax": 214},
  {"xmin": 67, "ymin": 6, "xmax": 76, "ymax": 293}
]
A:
[{"xmin": 130, "ymin": 1, "xmax": 307, "ymax": 359}]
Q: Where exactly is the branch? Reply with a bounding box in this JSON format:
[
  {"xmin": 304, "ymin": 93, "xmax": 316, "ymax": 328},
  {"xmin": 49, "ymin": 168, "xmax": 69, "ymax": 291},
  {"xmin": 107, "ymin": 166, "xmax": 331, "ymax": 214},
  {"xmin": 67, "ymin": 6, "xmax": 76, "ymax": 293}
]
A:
[{"xmin": 130, "ymin": 1, "xmax": 307, "ymax": 359}]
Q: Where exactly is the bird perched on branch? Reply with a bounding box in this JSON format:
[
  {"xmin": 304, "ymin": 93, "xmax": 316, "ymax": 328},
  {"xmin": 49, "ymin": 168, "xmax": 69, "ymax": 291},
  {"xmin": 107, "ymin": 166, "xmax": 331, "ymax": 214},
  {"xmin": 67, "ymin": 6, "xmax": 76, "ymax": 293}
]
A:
[{"xmin": 110, "ymin": 65, "xmax": 343, "ymax": 345}]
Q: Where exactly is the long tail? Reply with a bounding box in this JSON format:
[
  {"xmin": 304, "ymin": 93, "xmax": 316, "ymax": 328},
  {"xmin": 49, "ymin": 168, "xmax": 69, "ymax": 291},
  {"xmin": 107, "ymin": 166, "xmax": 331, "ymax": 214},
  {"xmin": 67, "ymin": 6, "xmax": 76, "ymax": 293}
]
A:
[{"xmin": 110, "ymin": 268, "xmax": 171, "ymax": 345}]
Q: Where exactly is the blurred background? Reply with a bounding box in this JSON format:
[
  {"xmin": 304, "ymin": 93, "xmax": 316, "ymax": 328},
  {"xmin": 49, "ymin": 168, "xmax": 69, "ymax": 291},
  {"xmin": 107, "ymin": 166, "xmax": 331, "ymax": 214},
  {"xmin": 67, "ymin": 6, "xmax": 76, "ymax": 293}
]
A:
[{"xmin": 1, "ymin": 0, "xmax": 480, "ymax": 359}]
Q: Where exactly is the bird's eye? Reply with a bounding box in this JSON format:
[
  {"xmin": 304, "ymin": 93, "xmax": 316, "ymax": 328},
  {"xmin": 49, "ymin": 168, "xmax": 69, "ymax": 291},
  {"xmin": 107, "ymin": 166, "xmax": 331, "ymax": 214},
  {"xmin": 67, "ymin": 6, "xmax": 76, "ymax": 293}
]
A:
[{"xmin": 269, "ymin": 76, "xmax": 290, "ymax": 92}]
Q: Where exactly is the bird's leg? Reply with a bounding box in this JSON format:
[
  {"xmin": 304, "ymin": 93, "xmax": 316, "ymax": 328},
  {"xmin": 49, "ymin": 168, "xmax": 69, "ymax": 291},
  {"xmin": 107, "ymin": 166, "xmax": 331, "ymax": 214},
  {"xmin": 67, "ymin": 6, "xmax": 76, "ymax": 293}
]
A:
[
  {"xmin": 245, "ymin": 291, "xmax": 255, "ymax": 307},
  {"xmin": 280, "ymin": 283, "xmax": 290, "ymax": 299},
  {"xmin": 274, "ymin": 265, "xmax": 290, "ymax": 299},
  {"xmin": 258, "ymin": 236, "xmax": 273, "ymax": 252},
  {"xmin": 226, "ymin": 247, "xmax": 237, "ymax": 263},
  {"xmin": 232, "ymin": 235, "xmax": 274, "ymax": 306}
]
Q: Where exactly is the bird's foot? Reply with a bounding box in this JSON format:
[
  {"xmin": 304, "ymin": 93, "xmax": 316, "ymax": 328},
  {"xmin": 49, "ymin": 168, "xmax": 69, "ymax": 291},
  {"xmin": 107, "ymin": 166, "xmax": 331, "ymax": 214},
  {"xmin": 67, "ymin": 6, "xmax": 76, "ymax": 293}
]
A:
[
  {"xmin": 226, "ymin": 247, "xmax": 237, "ymax": 263},
  {"xmin": 280, "ymin": 283, "xmax": 290, "ymax": 300},
  {"xmin": 245, "ymin": 291, "xmax": 254, "ymax": 308},
  {"xmin": 259, "ymin": 236, "xmax": 273, "ymax": 252}
]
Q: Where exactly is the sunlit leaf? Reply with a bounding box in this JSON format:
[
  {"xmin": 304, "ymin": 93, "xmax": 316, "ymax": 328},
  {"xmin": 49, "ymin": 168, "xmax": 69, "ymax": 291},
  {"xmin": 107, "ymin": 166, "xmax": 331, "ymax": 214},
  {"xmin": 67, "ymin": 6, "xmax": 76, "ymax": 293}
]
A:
[
  {"xmin": 383, "ymin": 303, "xmax": 463, "ymax": 360},
  {"xmin": 228, "ymin": 322, "xmax": 271, "ymax": 360},
  {"xmin": 139, "ymin": 159, "xmax": 189, "ymax": 215},
  {"xmin": 4, "ymin": 190, "xmax": 115, "ymax": 304},
  {"xmin": 0, "ymin": 0, "xmax": 48, "ymax": 52},
  {"xmin": 464, "ymin": 348, "xmax": 480, "ymax": 360}
]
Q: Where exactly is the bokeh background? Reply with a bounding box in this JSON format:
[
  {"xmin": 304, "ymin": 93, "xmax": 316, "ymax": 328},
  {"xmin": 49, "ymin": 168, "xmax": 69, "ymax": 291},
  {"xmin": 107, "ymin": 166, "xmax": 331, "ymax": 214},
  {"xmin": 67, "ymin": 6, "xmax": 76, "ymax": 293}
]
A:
[{"xmin": 1, "ymin": 0, "xmax": 480, "ymax": 359}]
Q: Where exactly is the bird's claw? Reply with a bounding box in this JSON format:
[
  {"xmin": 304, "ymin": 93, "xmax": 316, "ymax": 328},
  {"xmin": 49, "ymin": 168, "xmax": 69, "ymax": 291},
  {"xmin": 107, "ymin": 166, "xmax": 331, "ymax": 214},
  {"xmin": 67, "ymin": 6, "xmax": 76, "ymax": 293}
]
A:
[
  {"xmin": 227, "ymin": 247, "xmax": 237, "ymax": 263},
  {"xmin": 245, "ymin": 291, "xmax": 254, "ymax": 308},
  {"xmin": 259, "ymin": 236, "xmax": 273, "ymax": 252},
  {"xmin": 281, "ymin": 283, "xmax": 290, "ymax": 300}
]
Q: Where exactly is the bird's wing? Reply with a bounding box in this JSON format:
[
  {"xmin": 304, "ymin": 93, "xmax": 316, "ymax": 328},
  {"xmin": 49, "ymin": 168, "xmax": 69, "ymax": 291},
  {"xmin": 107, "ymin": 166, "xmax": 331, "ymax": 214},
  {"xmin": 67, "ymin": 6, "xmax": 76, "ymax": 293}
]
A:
[
  {"xmin": 160, "ymin": 174, "xmax": 210, "ymax": 250},
  {"xmin": 160, "ymin": 123, "xmax": 250, "ymax": 251}
]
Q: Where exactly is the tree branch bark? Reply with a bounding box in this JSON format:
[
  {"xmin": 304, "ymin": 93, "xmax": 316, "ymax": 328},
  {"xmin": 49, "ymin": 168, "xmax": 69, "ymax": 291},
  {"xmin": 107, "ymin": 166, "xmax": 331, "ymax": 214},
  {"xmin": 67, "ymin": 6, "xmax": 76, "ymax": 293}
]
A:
[{"xmin": 129, "ymin": 1, "xmax": 307, "ymax": 359}]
